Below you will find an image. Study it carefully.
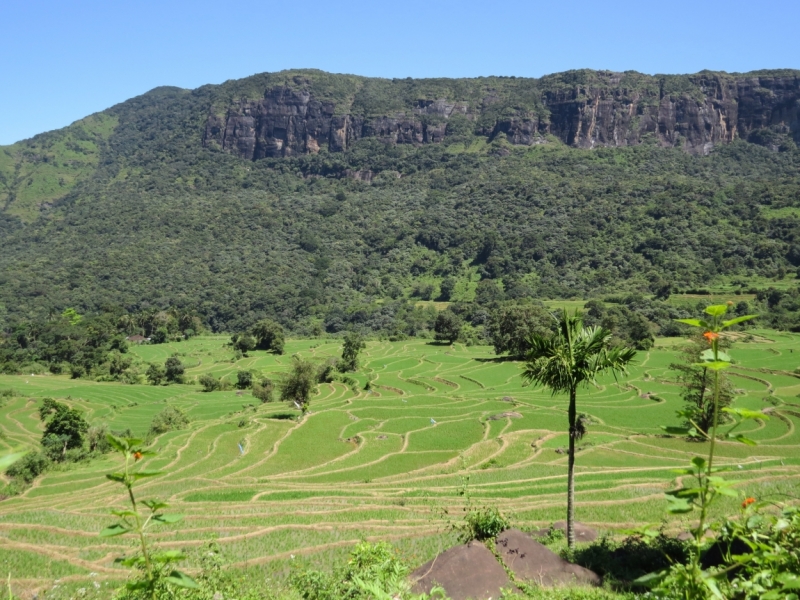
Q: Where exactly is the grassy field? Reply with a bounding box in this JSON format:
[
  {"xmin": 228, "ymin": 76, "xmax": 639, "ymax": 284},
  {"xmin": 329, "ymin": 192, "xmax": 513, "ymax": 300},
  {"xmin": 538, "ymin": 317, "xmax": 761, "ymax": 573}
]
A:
[{"xmin": 2, "ymin": 332, "xmax": 800, "ymax": 597}]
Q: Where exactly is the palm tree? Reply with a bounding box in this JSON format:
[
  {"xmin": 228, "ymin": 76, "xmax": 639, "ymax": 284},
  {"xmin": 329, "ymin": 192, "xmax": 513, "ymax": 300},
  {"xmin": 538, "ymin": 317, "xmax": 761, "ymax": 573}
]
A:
[{"xmin": 523, "ymin": 310, "xmax": 636, "ymax": 548}]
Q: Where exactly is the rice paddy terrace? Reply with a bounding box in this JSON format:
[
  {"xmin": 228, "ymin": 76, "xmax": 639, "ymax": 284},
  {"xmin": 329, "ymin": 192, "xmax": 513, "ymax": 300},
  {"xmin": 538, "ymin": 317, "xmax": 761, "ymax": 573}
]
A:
[{"xmin": 2, "ymin": 332, "xmax": 800, "ymax": 596}]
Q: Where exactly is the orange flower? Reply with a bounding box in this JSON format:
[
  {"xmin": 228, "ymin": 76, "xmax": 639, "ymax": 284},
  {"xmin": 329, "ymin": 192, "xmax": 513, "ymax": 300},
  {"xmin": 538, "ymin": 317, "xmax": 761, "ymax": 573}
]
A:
[
  {"xmin": 133, "ymin": 452, "xmax": 142, "ymax": 461},
  {"xmin": 703, "ymin": 331, "xmax": 719, "ymax": 343},
  {"xmin": 742, "ymin": 497, "xmax": 755, "ymax": 508}
]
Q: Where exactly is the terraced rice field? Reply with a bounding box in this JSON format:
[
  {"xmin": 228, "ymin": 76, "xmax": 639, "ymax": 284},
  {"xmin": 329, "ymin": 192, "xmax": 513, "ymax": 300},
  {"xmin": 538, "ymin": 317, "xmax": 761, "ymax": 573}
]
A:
[{"xmin": 2, "ymin": 332, "xmax": 800, "ymax": 596}]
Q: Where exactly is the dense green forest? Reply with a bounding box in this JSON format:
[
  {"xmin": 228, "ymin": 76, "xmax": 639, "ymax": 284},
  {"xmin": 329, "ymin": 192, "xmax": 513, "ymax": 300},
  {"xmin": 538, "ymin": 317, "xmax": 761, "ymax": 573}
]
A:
[{"xmin": 0, "ymin": 70, "xmax": 799, "ymax": 336}]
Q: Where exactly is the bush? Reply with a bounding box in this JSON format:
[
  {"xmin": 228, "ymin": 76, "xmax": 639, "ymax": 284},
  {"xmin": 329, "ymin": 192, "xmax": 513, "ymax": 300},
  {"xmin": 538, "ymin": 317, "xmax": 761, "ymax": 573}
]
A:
[
  {"xmin": 290, "ymin": 540, "xmax": 442, "ymax": 600},
  {"xmin": 199, "ymin": 373, "xmax": 222, "ymax": 392},
  {"xmin": 87, "ymin": 424, "xmax": 111, "ymax": 453},
  {"xmin": 458, "ymin": 506, "xmax": 510, "ymax": 542},
  {"xmin": 252, "ymin": 378, "xmax": 274, "ymax": 403},
  {"xmin": 6, "ymin": 451, "xmax": 50, "ymax": 484},
  {"xmin": 149, "ymin": 406, "xmax": 189, "ymax": 435},
  {"xmin": 236, "ymin": 370, "xmax": 253, "ymax": 389}
]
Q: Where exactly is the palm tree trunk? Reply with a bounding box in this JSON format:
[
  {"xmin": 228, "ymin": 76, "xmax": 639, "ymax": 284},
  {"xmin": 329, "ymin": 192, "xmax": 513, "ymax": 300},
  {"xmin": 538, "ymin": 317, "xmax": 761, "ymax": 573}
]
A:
[{"xmin": 567, "ymin": 385, "xmax": 577, "ymax": 549}]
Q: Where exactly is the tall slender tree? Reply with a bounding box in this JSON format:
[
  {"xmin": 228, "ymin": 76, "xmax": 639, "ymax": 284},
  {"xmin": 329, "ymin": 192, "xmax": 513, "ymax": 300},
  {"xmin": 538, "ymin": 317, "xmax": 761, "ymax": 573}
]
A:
[{"xmin": 522, "ymin": 310, "xmax": 636, "ymax": 548}]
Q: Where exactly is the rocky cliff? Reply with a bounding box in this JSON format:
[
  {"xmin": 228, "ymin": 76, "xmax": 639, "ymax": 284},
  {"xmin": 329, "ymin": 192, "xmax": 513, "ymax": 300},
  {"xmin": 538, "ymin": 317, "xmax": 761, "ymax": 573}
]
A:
[{"xmin": 202, "ymin": 70, "xmax": 800, "ymax": 158}]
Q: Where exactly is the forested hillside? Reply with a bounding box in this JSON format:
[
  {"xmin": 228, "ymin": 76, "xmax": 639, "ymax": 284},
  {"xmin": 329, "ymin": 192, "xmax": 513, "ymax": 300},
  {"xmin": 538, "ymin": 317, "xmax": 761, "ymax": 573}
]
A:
[{"xmin": 0, "ymin": 69, "xmax": 799, "ymax": 332}]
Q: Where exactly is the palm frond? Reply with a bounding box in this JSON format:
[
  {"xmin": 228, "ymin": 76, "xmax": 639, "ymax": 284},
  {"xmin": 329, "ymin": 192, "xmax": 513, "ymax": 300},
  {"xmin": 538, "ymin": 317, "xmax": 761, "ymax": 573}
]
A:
[{"xmin": 523, "ymin": 310, "xmax": 636, "ymax": 393}]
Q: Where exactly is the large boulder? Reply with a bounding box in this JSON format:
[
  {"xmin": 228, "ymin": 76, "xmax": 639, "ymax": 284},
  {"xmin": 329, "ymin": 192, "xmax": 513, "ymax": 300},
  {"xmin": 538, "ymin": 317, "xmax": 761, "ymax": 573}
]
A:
[
  {"xmin": 496, "ymin": 529, "xmax": 601, "ymax": 587},
  {"xmin": 410, "ymin": 542, "xmax": 515, "ymax": 600}
]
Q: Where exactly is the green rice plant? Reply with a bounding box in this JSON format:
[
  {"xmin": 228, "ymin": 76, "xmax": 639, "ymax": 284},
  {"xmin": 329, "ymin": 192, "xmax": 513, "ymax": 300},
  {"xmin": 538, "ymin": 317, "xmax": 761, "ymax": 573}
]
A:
[{"xmin": 99, "ymin": 434, "xmax": 197, "ymax": 598}]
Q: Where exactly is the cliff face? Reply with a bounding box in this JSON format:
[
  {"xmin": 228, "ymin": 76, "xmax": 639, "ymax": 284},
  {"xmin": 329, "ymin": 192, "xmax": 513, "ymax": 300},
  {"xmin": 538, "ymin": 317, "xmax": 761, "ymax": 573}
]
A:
[{"xmin": 203, "ymin": 71, "xmax": 800, "ymax": 158}]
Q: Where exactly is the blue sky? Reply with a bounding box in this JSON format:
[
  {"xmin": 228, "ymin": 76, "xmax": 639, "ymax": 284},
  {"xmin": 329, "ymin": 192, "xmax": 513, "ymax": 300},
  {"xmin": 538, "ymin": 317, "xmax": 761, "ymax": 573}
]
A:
[{"xmin": 1, "ymin": 0, "xmax": 798, "ymax": 145}]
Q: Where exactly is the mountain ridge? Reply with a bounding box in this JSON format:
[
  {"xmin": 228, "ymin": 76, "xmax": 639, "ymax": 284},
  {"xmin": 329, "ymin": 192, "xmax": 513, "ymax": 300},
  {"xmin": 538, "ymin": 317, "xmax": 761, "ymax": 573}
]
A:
[{"xmin": 0, "ymin": 68, "xmax": 798, "ymax": 331}]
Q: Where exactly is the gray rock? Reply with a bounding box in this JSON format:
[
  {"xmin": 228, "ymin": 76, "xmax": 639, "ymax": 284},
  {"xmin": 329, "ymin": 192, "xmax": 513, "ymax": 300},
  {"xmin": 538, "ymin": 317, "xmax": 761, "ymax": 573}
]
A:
[
  {"xmin": 496, "ymin": 529, "xmax": 601, "ymax": 586},
  {"xmin": 411, "ymin": 542, "xmax": 515, "ymax": 600}
]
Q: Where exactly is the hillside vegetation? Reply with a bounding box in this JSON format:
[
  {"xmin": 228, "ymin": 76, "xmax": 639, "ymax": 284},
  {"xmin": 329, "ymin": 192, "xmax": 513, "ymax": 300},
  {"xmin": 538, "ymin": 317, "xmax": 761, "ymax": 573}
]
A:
[{"xmin": 0, "ymin": 70, "xmax": 799, "ymax": 332}]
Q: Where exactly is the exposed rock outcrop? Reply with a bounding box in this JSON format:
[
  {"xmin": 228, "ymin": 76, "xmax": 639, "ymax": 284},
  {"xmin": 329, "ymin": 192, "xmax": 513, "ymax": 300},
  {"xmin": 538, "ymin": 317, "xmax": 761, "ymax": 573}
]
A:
[
  {"xmin": 410, "ymin": 530, "xmax": 601, "ymax": 600},
  {"xmin": 204, "ymin": 71, "xmax": 800, "ymax": 158}
]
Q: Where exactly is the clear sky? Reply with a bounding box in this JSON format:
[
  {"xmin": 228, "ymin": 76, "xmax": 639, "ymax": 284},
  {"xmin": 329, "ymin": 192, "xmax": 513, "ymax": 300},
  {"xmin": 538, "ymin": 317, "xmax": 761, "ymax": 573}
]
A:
[{"xmin": 2, "ymin": 0, "xmax": 798, "ymax": 145}]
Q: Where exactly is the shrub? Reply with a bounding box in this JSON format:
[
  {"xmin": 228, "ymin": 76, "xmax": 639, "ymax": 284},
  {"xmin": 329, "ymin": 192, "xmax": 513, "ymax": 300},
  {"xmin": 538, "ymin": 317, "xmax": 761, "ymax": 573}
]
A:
[
  {"xmin": 252, "ymin": 378, "xmax": 275, "ymax": 403},
  {"xmin": 6, "ymin": 451, "xmax": 50, "ymax": 484},
  {"xmin": 236, "ymin": 370, "xmax": 253, "ymax": 389},
  {"xmin": 199, "ymin": 373, "xmax": 222, "ymax": 392},
  {"xmin": 87, "ymin": 424, "xmax": 111, "ymax": 453},
  {"xmin": 458, "ymin": 506, "xmax": 510, "ymax": 542},
  {"xmin": 291, "ymin": 540, "xmax": 443, "ymax": 600},
  {"xmin": 317, "ymin": 360, "xmax": 337, "ymax": 383},
  {"xmin": 149, "ymin": 406, "xmax": 189, "ymax": 435}
]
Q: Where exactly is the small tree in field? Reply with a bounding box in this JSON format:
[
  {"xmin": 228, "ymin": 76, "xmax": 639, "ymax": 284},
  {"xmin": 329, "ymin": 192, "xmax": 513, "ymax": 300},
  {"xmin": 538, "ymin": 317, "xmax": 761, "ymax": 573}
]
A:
[
  {"xmin": 523, "ymin": 310, "xmax": 636, "ymax": 548},
  {"xmin": 339, "ymin": 331, "xmax": 366, "ymax": 372},
  {"xmin": 280, "ymin": 357, "xmax": 317, "ymax": 414},
  {"xmin": 251, "ymin": 319, "xmax": 285, "ymax": 354},
  {"xmin": 434, "ymin": 311, "xmax": 462, "ymax": 344}
]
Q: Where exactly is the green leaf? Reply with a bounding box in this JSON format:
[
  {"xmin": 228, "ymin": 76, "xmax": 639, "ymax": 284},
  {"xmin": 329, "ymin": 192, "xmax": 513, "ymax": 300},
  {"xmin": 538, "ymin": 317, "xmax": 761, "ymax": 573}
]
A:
[
  {"xmin": 702, "ymin": 575, "xmax": 725, "ymax": 600},
  {"xmin": 99, "ymin": 524, "xmax": 130, "ymax": 537},
  {"xmin": 675, "ymin": 318, "xmax": 709, "ymax": 328},
  {"xmin": 105, "ymin": 434, "xmax": 127, "ymax": 453},
  {"xmin": 691, "ymin": 456, "xmax": 707, "ymax": 469},
  {"xmin": 106, "ymin": 473, "xmax": 126, "ymax": 483},
  {"xmin": 633, "ymin": 570, "xmax": 667, "ymax": 586},
  {"xmin": 129, "ymin": 471, "xmax": 162, "ymax": 480},
  {"xmin": 721, "ymin": 314, "xmax": 758, "ymax": 328},
  {"xmin": 698, "ymin": 361, "xmax": 731, "ymax": 371},
  {"xmin": 142, "ymin": 499, "xmax": 169, "ymax": 511},
  {"xmin": 152, "ymin": 514, "xmax": 183, "ymax": 524},
  {"xmin": 110, "ymin": 509, "xmax": 137, "ymax": 518},
  {"xmin": 723, "ymin": 407, "xmax": 768, "ymax": 421},
  {"xmin": 152, "ymin": 550, "xmax": 187, "ymax": 563},
  {"xmin": 666, "ymin": 497, "xmax": 694, "ymax": 514},
  {"xmin": 704, "ymin": 305, "xmax": 729, "ymax": 317},
  {"xmin": 732, "ymin": 434, "xmax": 757, "ymax": 446},
  {"xmin": 165, "ymin": 571, "xmax": 199, "ymax": 589},
  {"xmin": 115, "ymin": 556, "xmax": 145, "ymax": 567},
  {"xmin": 125, "ymin": 580, "xmax": 152, "ymax": 591},
  {"xmin": 777, "ymin": 574, "xmax": 800, "ymax": 589},
  {"xmin": 700, "ymin": 349, "xmax": 731, "ymax": 363}
]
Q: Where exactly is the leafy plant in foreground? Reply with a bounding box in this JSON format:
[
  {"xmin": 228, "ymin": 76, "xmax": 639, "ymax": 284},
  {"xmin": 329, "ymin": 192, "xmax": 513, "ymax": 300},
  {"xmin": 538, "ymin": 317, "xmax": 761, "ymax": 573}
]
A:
[
  {"xmin": 639, "ymin": 304, "xmax": 759, "ymax": 598},
  {"xmin": 100, "ymin": 434, "xmax": 197, "ymax": 598}
]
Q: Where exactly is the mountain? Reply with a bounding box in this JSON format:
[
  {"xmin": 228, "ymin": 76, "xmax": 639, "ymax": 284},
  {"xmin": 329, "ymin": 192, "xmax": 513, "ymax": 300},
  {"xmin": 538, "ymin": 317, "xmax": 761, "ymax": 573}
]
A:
[{"xmin": 0, "ymin": 68, "xmax": 799, "ymax": 331}]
